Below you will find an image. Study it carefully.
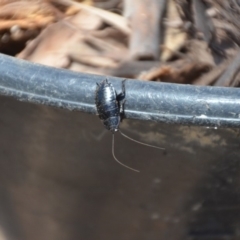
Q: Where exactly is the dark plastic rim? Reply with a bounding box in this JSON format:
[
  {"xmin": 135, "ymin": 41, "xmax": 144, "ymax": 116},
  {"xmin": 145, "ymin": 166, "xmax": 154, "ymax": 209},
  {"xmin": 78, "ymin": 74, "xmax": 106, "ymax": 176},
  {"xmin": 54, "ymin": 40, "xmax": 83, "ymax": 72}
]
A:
[{"xmin": 0, "ymin": 53, "xmax": 240, "ymax": 128}]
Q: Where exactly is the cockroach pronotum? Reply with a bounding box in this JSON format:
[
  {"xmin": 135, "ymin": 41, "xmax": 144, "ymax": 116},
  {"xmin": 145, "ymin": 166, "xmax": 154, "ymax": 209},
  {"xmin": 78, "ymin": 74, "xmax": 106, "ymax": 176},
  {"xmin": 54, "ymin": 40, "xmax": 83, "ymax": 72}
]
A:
[{"xmin": 95, "ymin": 79, "xmax": 165, "ymax": 172}]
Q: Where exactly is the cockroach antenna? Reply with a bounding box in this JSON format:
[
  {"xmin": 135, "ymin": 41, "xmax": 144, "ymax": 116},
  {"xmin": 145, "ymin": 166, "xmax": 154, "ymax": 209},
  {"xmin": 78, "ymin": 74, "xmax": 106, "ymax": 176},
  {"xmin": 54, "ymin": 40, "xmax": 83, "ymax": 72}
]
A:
[
  {"xmin": 119, "ymin": 130, "xmax": 165, "ymax": 150},
  {"xmin": 112, "ymin": 134, "xmax": 140, "ymax": 172}
]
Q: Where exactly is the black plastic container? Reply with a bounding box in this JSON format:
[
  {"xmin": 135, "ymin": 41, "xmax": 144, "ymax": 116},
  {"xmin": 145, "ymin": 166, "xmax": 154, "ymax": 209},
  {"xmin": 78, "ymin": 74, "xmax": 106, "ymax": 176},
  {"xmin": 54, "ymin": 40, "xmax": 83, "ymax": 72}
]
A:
[{"xmin": 0, "ymin": 54, "xmax": 240, "ymax": 240}]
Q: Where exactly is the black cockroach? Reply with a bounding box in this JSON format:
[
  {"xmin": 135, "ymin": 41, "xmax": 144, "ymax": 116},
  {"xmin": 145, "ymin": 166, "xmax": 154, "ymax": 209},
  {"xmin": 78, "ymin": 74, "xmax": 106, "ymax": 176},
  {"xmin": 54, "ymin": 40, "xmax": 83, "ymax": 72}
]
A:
[{"xmin": 95, "ymin": 79, "xmax": 165, "ymax": 172}]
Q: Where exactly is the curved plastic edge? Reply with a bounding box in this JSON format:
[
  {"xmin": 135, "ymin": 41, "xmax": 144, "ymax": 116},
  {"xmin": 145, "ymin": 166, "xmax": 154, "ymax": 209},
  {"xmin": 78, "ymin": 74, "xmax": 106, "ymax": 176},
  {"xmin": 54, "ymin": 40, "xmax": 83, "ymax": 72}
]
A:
[{"xmin": 0, "ymin": 53, "xmax": 240, "ymax": 128}]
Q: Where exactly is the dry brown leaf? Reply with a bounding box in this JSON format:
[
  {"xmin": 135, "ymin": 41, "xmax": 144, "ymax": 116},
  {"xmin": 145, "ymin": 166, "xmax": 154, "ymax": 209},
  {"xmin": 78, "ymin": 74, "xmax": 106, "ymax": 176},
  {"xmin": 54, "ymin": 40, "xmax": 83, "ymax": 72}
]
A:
[
  {"xmin": 50, "ymin": 0, "xmax": 130, "ymax": 35},
  {"xmin": 138, "ymin": 61, "xmax": 211, "ymax": 83}
]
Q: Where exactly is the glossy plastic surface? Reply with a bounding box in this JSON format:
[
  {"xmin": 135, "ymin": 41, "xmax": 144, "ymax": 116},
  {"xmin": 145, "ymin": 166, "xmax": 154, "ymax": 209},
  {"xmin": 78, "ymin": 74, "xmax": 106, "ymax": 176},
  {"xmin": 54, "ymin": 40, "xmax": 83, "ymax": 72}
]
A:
[{"xmin": 0, "ymin": 54, "xmax": 240, "ymax": 127}]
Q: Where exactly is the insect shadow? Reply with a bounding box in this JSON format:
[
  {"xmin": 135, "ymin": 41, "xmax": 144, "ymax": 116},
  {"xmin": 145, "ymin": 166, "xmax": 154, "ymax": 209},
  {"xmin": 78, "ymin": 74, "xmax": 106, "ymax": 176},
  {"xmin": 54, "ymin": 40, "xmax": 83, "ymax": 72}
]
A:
[{"xmin": 95, "ymin": 79, "xmax": 165, "ymax": 172}]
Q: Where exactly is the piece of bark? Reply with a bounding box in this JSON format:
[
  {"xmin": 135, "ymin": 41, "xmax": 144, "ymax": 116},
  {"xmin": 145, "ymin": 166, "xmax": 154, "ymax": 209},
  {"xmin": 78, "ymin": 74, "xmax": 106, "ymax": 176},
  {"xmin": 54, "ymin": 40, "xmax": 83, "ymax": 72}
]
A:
[
  {"xmin": 161, "ymin": 0, "xmax": 187, "ymax": 61},
  {"xmin": 0, "ymin": 1, "xmax": 63, "ymax": 21},
  {"xmin": 193, "ymin": 60, "xmax": 229, "ymax": 85},
  {"xmin": 213, "ymin": 19, "xmax": 240, "ymax": 49},
  {"xmin": 65, "ymin": 8, "xmax": 103, "ymax": 31},
  {"xmin": 137, "ymin": 60, "xmax": 211, "ymax": 83},
  {"xmin": 70, "ymin": 61, "xmax": 163, "ymax": 77},
  {"xmin": 94, "ymin": 0, "xmax": 121, "ymax": 10},
  {"xmin": 209, "ymin": 0, "xmax": 240, "ymax": 30},
  {"xmin": 125, "ymin": 0, "xmax": 167, "ymax": 60},
  {"xmin": 69, "ymin": 61, "xmax": 106, "ymax": 75},
  {"xmin": 106, "ymin": 59, "xmax": 211, "ymax": 81},
  {"xmin": 194, "ymin": 0, "xmax": 225, "ymax": 58},
  {"xmin": 174, "ymin": 0, "xmax": 194, "ymax": 33},
  {"xmin": 106, "ymin": 61, "xmax": 164, "ymax": 77},
  {"xmin": 92, "ymin": 27, "xmax": 128, "ymax": 47},
  {"xmin": 186, "ymin": 39, "xmax": 215, "ymax": 66},
  {"xmin": 193, "ymin": 0, "xmax": 214, "ymax": 46},
  {"xmin": 175, "ymin": 0, "xmax": 192, "ymax": 20},
  {"xmin": 0, "ymin": 17, "xmax": 55, "ymax": 31},
  {"xmin": 50, "ymin": 0, "xmax": 131, "ymax": 35},
  {"xmin": 70, "ymin": 55, "xmax": 117, "ymax": 68},
  {"xmin": 17, "ymin": 13, "xmax": 128, "ymax": 69},
  {"xmin": 0, "ymin": 0, "xmax": 63, "ymax": 31},
  {"xmin": 230, "ymin": 71, "xmax": 240, "ymax": 87},
  {"xmin": 17, "ymin": 20, "xmax": 80, "ymax": 68},
  {"xmin": 80, "ymin": 35, "xmax": 128, "ymax": 61},
  {"xmin": 214, "ymin": 51, "xmax": 240, "ymax": 86},
  {"xmin": 68, "ymin": 34, "xmax": 128, "ymax": 66}
]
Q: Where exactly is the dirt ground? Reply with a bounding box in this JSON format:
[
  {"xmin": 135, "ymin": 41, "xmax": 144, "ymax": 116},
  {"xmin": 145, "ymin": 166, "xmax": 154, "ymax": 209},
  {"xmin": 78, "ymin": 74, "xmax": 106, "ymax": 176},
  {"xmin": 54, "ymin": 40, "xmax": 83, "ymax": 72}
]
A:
[{"xmin": 1, "ymin": 0, "xmax": 240, "ymax": 86}]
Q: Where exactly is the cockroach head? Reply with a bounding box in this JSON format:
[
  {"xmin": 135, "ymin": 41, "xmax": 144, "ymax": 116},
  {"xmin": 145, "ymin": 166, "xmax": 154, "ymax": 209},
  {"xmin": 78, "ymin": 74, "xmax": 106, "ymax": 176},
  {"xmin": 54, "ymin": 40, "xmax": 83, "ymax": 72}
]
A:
[{"xmin": 111, "ymin": 128, "xmax": 118, "ymax": 134}]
